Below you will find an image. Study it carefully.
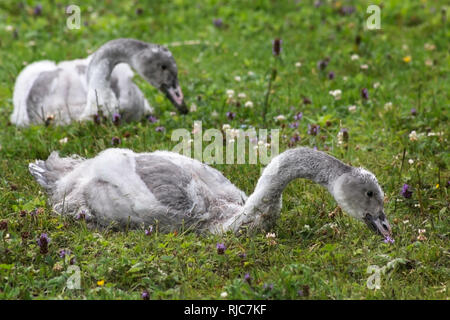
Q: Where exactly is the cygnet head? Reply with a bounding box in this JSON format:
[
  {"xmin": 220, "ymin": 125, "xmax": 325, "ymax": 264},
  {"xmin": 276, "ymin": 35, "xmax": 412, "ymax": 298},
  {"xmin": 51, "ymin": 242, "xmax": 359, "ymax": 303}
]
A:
[
  {"xmin": 331, "ymin": 168, "xmax": 392, "ymax": 237},
  {"xmin": 132, "ymin": 45, "xmax": 187, "ymax": 114}
]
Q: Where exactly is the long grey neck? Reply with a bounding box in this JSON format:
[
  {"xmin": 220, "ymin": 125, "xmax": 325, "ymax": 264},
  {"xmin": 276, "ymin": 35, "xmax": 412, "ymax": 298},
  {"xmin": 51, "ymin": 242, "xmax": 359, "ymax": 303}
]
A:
[
  {"xmin": 229, "ymin": 147, "xmax": 351, "ymax": 232},
  {"xmin": 87, "ymin": 39, "xmax": 149, "ymax": 86}
]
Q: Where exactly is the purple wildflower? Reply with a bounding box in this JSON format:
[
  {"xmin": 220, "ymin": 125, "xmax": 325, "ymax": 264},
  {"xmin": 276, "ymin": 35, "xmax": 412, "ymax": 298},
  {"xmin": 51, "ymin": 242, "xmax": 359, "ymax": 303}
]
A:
[
  {"xmin": 93, "ymin": 114, "xmax": 101, "ymax": 125},
  {"xmin": 328, "ymin": 71, "xmax": 335, "ymax": 80},
  {"xmin": 155, "ymin": 126, "xmax": 165, "ymax": 132},
  {"xmin": 111, "ymin": 136, "xmax": 121, "ymax": 146},
  {"xmin": 314, "ymin": 1, "xmax": 323, "ymax": 8},
  {"xmin": 410, "ymin": 108, "xmax": 417, "ymax": 116},
  {"xmin": 226, "ymin": 111, "xmax": 236, "ymax": 120},
  {"xmin": 76, "ymin": 211, "xmax": 86, "ymax": 220},
  {"xmin": 263, "ymin": 283, "xmax": 274, "ymax": 290},
  {"xmin": 272, "ymin": 38, "xmax": 282, "ymax": 56},
  {"xmin": 0, "ymin": 220, "xmax": 7, "ymax": 231},
  {"xmin": 298, "ymin": 289, "xmax": 304, "ymax": 296},
  {"xmin": 317, "ymin": 57, "xmax": 330, "ymax": 71},
  {"xmin": 59, "ymin": 249, "xmax": 71, "ymax": 258},
  {"xmin": 112, "ymin": 113, "xmax": 121, "ymax": 125},
  {"xmin": 216, "ymin": 243, "xmax": 226, "ymax": 255},
  {"xmin": 361, "ymin": 88, "xmax": 369, "ymax": 100},
  {"xmin": 144, "ymin": 226, "xmax": 153, "ymax": 236},
  {"xmin": 340, "ymin": 128, "xmax": 349, "ymax": 142},
  {"xmin": 290, "ymin": 134, "xmax": 301, "ymax": 143},
  {"xmin": 244, "ymin": 273, "xmax": 251, "ymax": 284},
  {"xmin": 34, "ymin": 4, "xmax": 42, "ymax": 16},
  {"xmin": 294, "ymin": 112, "xmax": 303, "ymax": 121},
  {"xmin": 383, "ymin": 236, "xmax": 395, "ymax": 244},
  {"xmin": 213, "ymin": 18, "xmax": 223, "ymax": 28},
  {"xmin": 37, "ymin": 233, "xmax": 50, "ymax": 254},
  {"xmin": 340, "ymin": 6, "xmax": 355, "ymax": 16},
  {"xmin": 238, "ymin": 252, "xmax": 246, "ymax": 259},
  {"xmin": 401, "ymin": 184, "xmax": 413, "ymax": 199},
  {"xmin": 289, "ymin": 122, "xmax": 299, "ymax": 129},
  {"xmin": 308, "ymin": 124, "xmax": 320, "ymax": 136},
  {"xmin": 142, "ymin": 290, "xmax": 150, "ymax": 300},
  {"xmin": 29, "ymin": 209, "xmax": 38, "ymax": 217},
  {"xmin": 147, "ymin": 115, "xmax": 158, "ymax": 123}
]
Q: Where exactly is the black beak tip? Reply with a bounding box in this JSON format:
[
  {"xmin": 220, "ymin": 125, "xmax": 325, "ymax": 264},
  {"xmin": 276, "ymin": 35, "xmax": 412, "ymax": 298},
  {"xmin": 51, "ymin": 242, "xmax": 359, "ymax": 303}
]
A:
[{"xmin": 177, "ymin": 101, "xmax": 188, "ymax": 114}]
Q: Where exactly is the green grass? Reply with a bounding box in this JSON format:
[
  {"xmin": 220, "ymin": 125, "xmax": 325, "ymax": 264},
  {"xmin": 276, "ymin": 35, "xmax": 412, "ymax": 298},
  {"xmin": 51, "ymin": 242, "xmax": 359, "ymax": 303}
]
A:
[{"xmin": 0, "ymin": 0, "xmax": 449, "ymax": 299}]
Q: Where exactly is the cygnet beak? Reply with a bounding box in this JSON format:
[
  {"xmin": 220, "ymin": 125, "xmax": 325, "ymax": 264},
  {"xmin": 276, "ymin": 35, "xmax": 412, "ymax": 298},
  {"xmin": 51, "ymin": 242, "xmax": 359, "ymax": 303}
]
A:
[
  {"xmin": 364, "ymin": 212, "xmax": 392, "ymax": 237},
  {"xmin": 161, "ymin": 83, "xmax": 188, "ymax": 114}
]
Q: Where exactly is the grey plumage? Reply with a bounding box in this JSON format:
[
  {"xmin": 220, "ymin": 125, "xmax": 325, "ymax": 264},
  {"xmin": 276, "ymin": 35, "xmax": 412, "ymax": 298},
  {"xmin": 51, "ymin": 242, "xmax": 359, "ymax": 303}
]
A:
[
  {"xmin": 28, "ymin": 147, "xmax": 392, "ymax": 237},
  {"xmin": 11, "ymin": 38, "xmax": 187, "ymax": 127}
]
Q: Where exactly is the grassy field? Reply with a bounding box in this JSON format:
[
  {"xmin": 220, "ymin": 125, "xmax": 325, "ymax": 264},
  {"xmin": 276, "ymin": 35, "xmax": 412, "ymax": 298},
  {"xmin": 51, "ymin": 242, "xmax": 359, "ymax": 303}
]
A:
[{"xmin": 0, "ymin": 0, "xmax": 448, "ymax": 300}]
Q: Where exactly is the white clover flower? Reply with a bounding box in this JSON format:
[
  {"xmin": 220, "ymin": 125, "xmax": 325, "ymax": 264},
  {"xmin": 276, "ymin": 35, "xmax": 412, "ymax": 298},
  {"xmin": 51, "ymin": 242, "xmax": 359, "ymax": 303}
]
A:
[
  {"xmin": 169, "ymin": 111, "xmax": 177, "ymax": 116},
  {"xmin": 189, "ymin": 103, "xmax": 197, "ymax": 112},
  {"xmin": 425, "ymin": 59, "xmax": 433, "ymax": 67},
  {"xmin": 351, "ymin": 54, "xmax": 359, "ymax": 61},
  {"xmin": 348, "ymin": 105, "xmax": 356, "ymax": 112},
  {"xmin": 222, "ymin": 124, "xmax": 231, "ymax": 131},
  {"xmin": 384, "ymin": 102, "xmax": 393, "ymax": 111},
  {"xmin": 295, "ymin": 62, "xmax": 302, "ymax": 67},
  {"xmin": 244, "ymin": 101, "xmax": 254, "ymax": 108},
  {"xmin": 408, "ymin": 159, "xmax": 414, "ymax": 164},
  {"xmin": 211, "ymin": 110, "xmax": 219, "ymax": 117},
  {"xmin": 226, "ymin": 89, "xmax": 235, "ymax": 98},
  {"xmin": 424, "ymin": 43, "xmax": 436, "ymax": 51},
  {"xmin": 409, "ymin": 130, "xmax": 418, "ymax": 141},
  {"xmin": 329, "ymin": 89, "xmax": 342, "ymax": 100},
  {"xmin": 266, "ymin": 232, "xmax": 276, "ymax": 239},
  {"xmin": 220, "ymin": 292, "xmax": 228, "ymax": 298},
  {"xmin": 234, "ymin": 76, "xmax": 241, "ymax": 82},
  {"xmin": 59, "ymin": 137, "xmax": 68, "ymax": 145},
  {"xmin": 373, "ymin": 82, "xmax": 380, "ymax": 89},
  {"xmin": 342, "ymin": 76, "xmax": 348, "ymax": 81},
  {"xmin": 360, "ymin": 64, "xmax": 369, "ymax": 70},
  {"xmin": 238, "ymin": 92, "xmax": 246, "ymax": 99},
  {"xmin": 5, "ymin": 25, "xmax": 14, "ymax": 32},
  {"xmin": 248, "ymin": 71, "xmax": 255, "ymax": 76},
  {"xmin": 274, "ymin": 115, "xmax": 286, "ymax": 121}
]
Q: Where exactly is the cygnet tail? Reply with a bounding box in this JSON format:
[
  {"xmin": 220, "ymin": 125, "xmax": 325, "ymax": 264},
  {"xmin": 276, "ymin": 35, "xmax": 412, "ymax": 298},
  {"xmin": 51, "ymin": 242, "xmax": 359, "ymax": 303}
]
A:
[{"xmin": 29, "ymin": 151, "xmax": 83, "ymax": 192}]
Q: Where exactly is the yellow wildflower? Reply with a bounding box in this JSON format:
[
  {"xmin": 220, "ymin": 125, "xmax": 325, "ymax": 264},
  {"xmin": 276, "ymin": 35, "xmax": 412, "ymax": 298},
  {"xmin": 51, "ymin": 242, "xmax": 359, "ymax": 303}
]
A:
[
  {"xmin": 403, "ymin": 56, "xmax": 412, "ymax": 63},
  {"xmin": 97, "ymin": 279, "xmax": 105, "ymax": 286}
]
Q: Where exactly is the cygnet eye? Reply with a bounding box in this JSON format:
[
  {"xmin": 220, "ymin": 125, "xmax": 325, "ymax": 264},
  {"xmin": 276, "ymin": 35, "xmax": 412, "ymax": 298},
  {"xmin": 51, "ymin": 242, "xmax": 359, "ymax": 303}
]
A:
[
  {"xmin": 366, "ymin": 191, "xmax": 374, "ymax": 197},
  {"xmin": 161, "ymin": 65, "xmax": 167, "ymax": 70}
]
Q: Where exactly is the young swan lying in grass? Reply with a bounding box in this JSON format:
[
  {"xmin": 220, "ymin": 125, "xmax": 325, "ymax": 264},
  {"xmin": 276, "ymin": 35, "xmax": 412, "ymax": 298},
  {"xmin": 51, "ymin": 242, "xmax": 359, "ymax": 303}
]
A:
[
  {"xmin": 11, "ymin": 38, "xmax": 187, "ymax": 126},
  {"xmin": 29, "ymin": 147, "xmax": 392, "ymax": 237}
]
